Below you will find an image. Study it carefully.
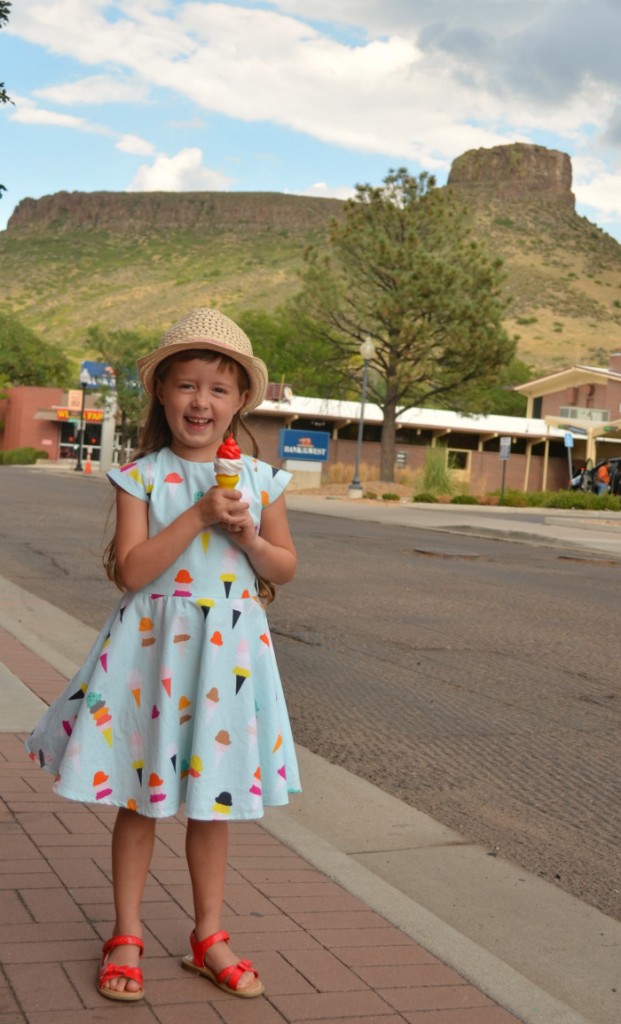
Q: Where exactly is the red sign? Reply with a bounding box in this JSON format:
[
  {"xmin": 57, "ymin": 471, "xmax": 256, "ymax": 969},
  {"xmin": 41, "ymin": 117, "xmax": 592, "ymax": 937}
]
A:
[{"xmin": 56, "ymin": 408, "xmax": 104, "ymax": 423}]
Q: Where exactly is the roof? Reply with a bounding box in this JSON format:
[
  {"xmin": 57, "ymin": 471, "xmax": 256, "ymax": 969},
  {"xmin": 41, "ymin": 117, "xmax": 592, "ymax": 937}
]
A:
[
  {"xmin": 514, "ymin": 364, "xmax": 621, "ymax": 396},
  {"xmin": 256, "ymin": 393, "xmax": 566, "ymax": 440}
]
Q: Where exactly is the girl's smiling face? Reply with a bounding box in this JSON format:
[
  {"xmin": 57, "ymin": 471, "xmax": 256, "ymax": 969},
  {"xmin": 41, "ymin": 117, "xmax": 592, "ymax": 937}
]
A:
[{"xmin": 155, "ymin": 356, "xmax": 248, "ymax": 461}]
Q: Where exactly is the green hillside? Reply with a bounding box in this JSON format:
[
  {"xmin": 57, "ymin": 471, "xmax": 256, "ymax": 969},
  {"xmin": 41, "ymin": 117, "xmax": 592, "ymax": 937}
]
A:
[
  {"xmin": 0, "ymin": 190, "xmax": 343, "ymax": 364},
  {"xmin": 2, "ymin": 145, "xmax": 621, "ymax": 373}
]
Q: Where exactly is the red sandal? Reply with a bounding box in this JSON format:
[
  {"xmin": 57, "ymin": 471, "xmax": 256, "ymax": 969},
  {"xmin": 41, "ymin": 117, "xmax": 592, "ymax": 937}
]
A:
[
  {"xmin": 181, "ymin": 929, "xmax": 264, "ymax": 998},
  {"xmin": 98, "ymin": 934, "xmax": 144, "ymax": 1002}
]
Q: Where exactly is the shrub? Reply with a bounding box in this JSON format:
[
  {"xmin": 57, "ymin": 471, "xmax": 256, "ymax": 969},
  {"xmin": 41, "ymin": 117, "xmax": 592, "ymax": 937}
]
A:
[
  {"xmin": 540, "ymin": 490, "xmax": 621, "ymax": 511},
  {"xmin": 382, "ymin": 492, "xmax": 400, "ymax": 501},
  {"xmin": 498, "ymin": 489, "xmax": 528, "ymax": 507},
  {"xmin": 487, "ymin": 489, "xmax": 621, "ymax": 511},
  {"xmin": 363, "ymin": 491, "xmax": 378, "ymax": 500},
  {"xmin": 419, "ymin": 446, "xmax": 453, "ymax": 496},
  {"xmin": 413, "ymin": 492, "xmax": 438, "ymax": 503},
  {"xmin": 1, "ymin": 446, "xmax": 44, "ymax": 465},
  {"xmin": 450, "ymin": 494, "xmax": 479, "ymax": 504},
  {"xmin": 522, "ymin": 491, "xmax": 547, "ymax": 506}
]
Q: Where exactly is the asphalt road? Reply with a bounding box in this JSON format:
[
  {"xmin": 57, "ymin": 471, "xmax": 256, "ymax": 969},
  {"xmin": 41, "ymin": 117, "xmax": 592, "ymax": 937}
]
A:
[{"xmin": 1, "ymin": 467, "xmax": 619, "ymax": 922}]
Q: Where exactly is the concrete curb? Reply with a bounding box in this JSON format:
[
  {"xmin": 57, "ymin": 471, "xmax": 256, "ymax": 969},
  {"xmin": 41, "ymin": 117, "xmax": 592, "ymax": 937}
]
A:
[{"xmin": 262, "ymin": 812, "xmax": 595, "ymax": 1024}]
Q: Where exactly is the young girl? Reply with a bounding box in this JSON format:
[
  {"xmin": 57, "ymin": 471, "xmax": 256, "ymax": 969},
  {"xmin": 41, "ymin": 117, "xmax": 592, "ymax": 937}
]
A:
[{"xmin": 25, "ymin": 308, "xmax": 301, "ymax": 1002}]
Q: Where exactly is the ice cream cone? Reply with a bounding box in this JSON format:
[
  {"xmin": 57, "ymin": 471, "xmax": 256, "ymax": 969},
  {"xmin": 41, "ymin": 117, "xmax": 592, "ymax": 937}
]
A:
[
  {"xmin": 234, "ymin": 668, "xmax": 250, "ymax": 694},
  {"xmin": 212, "ymin": 790, "xmax": 232, "ymax": 817},
  {"xmin": 214, "ymin": 437, "xmax": 242, "ymax": 492},
  {"xmin": 93, "ymin": 770, "xmax": 112, "ymax": 801},
  {"xmin": 87, "ymin": 693, "xmax": 113, "ymax": 746},
  {"xmin": 215, "ymin": 473, "xmax": 239, "ymax": 489},
  {"xmin": 205, "ymin": 687, "xmax": 219, "ymax": 723},
  {"xmin": 214, "ymin": 729, "xmax": 231, "ymax": 766}
]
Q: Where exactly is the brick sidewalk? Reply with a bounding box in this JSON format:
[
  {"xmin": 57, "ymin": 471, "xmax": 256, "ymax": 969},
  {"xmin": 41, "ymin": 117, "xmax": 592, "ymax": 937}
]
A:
[{"xmin": 0, "ymin": 628, "xmax": 523, "ymax": 1024}]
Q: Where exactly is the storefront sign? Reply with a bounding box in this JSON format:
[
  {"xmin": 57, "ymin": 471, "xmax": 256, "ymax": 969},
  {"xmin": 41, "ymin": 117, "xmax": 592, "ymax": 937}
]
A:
[
  {"xmin": 56, "ymin": 408, "xmax": 104, "ymax": 422},
  {"xmin": 278, "ymin": 429, "xmax": 330, "ymax": 461}
]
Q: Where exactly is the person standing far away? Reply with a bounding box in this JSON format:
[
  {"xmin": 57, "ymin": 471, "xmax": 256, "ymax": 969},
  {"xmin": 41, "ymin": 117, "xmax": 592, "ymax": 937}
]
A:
[
  {"xmin": 25, "ymin": 308, "xmax": 301, "ymax": 1001},
  {"xmin": 596, "ymin": 459, "xmax": 611, "ymax": 495}
]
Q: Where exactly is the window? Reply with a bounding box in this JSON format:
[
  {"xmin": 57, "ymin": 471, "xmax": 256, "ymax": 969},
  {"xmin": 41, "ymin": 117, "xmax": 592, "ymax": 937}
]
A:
[{"xmin": 448, "ymin": 450, "xmax": 470, "ymax": 470}]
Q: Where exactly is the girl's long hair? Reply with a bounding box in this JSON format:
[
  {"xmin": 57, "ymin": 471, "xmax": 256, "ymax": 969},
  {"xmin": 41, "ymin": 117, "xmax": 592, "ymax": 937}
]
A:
[{"xmin": 103, "ymin": 349, "xmax": 276, "ymax": 603}]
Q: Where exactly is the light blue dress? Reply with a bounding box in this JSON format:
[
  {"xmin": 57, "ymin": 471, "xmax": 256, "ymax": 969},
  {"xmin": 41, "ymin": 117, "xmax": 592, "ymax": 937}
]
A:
[{"xmin": 25, "ymin": 448, "xmax": 301, "ymax": 819}]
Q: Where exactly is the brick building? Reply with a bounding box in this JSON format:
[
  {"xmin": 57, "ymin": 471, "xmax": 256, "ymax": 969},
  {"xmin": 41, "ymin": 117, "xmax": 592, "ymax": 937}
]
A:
[{"xmin": 1, "ymin": 384, "xmax": 570, "ymax": 493}]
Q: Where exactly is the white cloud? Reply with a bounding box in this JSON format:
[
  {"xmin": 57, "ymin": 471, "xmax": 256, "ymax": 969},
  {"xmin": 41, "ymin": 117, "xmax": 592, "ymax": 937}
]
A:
[
  {"xmin": 10, "ymin": 94, "xmax": 92, "ymax": 130},
  {"xmin": 294, "ymin": 181, "xmax": 356, "ymax": 201},
  {"xmin": 116, "ymin": 134, "xmax": 156, "ymax": 156},
  {"xmin": 9, "ymin": 94, "xmax": 155, "ymax": 156},
  {"xmin": 6, "ymin": 1, "xmax": 621, "ymax": 239},
  {"xmin": 34, "ymin": 75, "xmax": 150, "ymax": 106},
  {"xmin": 127, "ymin": 148, "xmax": 233, "ymax": 191},
  {"xmin": 5, "ymin": 2, "xmax": 521, "ymax": 167},
  {"xmin": 573, "ymin": 156, "xmax": 621, "ymax": 218}
]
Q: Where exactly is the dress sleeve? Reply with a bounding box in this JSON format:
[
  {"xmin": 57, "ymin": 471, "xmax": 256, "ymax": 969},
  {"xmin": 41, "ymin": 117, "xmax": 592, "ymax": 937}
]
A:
[
  {"xmin": 264, "ymin": 465, "xmax": 292, "ymax": 505},
  {"xmin": 107, "ymin": 459, "xmax": 152, "ymax": 502}
]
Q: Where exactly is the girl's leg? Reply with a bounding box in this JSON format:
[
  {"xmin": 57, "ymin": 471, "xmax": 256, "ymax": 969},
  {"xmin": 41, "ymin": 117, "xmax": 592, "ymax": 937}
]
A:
[
  {"xmin": 186, "ymin": 819, "xmax": 258, "ymax": 991},
  {"xmin": 101, "ymin": 808, "xmax": 156, "ymax": 995}
]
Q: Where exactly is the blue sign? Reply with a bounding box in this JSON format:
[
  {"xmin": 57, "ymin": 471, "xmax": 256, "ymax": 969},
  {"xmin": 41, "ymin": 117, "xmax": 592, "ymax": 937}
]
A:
[
  {"xmin": 278, "ymin": 429, "xmax": 330, "ymax": 462},
  {"xmin": 564, "ymin": 431, "xmax": 574, "ymax": 448},
  {"xmin": 81, "ymin": 360, "xmax": 116, "ymax": 389},
  {"xmin": 79, "ymin": 361, "xmax": 143, "ymax": 391}
]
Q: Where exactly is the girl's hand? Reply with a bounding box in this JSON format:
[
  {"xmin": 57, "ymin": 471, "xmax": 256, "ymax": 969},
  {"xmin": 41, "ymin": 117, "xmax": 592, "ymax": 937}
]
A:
[
  {"xmin": 228, "ymin": 494, "xmax": 297, "ymax": 584},
  {"xmin": 196, "ymin": 486, "xmax": 250, "ymax": 531}
]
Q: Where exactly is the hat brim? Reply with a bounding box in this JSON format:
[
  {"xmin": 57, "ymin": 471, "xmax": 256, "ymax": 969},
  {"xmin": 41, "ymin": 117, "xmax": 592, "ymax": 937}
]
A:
[{"xmin": 137, "ymin": 338, "xmax": 268, "ymax": 412}]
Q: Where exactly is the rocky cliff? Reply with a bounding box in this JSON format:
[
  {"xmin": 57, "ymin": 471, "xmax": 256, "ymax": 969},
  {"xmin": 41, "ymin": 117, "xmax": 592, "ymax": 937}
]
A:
[
  {"xmin": 6, "ymin": 143, "xmax": 576, "ymax": 236},
  {"xmin": 7, "ymin": 190, "xmax": 343, "ymax": 235},
  {"xmin": 448, "ymin": 142, "xmax": 575, "ymax": 207}
]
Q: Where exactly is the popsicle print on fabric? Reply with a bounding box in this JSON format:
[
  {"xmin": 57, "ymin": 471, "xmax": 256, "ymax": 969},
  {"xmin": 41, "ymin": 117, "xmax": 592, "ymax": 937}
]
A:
[{"xmin": 23, "ymin": 448, "xmax": 302, "ymax": 820}]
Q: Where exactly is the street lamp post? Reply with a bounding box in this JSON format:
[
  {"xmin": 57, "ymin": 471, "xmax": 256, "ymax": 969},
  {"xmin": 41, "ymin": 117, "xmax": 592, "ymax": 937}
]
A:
[
  {"xmin": 348, "ymin": 336, "xmax": 376, "ymax": 498},
  {"xmin": 74, "ymin": 367, "xmax": 90, "ymax": 472}
]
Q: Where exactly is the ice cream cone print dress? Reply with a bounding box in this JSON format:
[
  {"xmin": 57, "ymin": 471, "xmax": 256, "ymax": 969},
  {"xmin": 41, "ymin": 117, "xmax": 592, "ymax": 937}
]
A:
[{"xmin": 25, "ymin": 448, "xmax": 301, "ymax": 819}]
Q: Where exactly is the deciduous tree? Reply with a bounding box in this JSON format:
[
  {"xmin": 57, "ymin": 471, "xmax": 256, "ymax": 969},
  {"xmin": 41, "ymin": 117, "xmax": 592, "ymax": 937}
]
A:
[
  {"xmin": 294, "ymin": 168, "xmax": 516, "ymax": 480},
  {"xmin": 0, "ymin": 312, "xmax": 71, "ymax": 386},
  {"xmin": 236, "ymin": 307, "xmax": 336, "ymax": 397},
  {"xmin": 86, "ymin": 325, "xmax": 157, "ymax": 455},
  {"xmin": 461, "ymin": 358, "xmax": 531, "ymax": 417}
]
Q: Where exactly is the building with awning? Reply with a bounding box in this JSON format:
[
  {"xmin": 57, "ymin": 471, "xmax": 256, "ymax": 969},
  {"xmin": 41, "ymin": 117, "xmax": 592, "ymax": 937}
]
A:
[
  {"xmin": 2, "ymin": 384, "xmax": 570, "ymax": 493},
  {"xmin": 514, "ymin": 352, "xmax": 621, "ymax": 465},
  {"xmin": 246, "ymin": 395, "xmax": 569, "ymax": 492}
]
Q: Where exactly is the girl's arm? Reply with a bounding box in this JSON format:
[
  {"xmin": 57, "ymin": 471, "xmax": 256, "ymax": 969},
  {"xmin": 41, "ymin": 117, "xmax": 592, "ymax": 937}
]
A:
[
  {"xmin": 233, "ymin": 494, "xmax": 297, "ymax": 584},
  {"xmin": 114, "ymin": 486, "xmax": 249, "ymax": 592}
]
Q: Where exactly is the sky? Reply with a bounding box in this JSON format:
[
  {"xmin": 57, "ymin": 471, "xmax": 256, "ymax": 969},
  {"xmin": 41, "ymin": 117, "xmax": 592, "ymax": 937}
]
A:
[{"xmin": 2, "ymin": 1, "xmax": 621, "ymax": 239}]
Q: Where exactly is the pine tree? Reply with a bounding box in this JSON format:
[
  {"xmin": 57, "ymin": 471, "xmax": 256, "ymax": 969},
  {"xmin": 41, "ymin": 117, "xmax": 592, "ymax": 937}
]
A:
[{"xmin": 294, "ymin": 168, "xmax": 515, "ymax": 481}]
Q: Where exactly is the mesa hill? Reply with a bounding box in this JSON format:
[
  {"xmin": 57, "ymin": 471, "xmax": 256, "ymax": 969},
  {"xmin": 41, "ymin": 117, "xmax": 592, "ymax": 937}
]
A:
[
  {"xmin": 2, "ymin": 143, "xmax": 621, "ymax": 369},
  {"xmin": 7, "ymin": 190, "xmax": 343, "ymax": 235},
  {"xmin": 447, "ymin": 143, "xmax": 621, "ymax": 367},
  {"xmin": 1, "ymin": 191, "xmax": 343, "ymax": 358}
]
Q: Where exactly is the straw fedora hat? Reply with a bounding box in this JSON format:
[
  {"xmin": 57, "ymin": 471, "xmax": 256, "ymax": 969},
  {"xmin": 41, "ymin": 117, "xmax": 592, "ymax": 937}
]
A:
[{"xmin": 137, "ymin": 308, "xmax": 268, "ymax": 412}]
